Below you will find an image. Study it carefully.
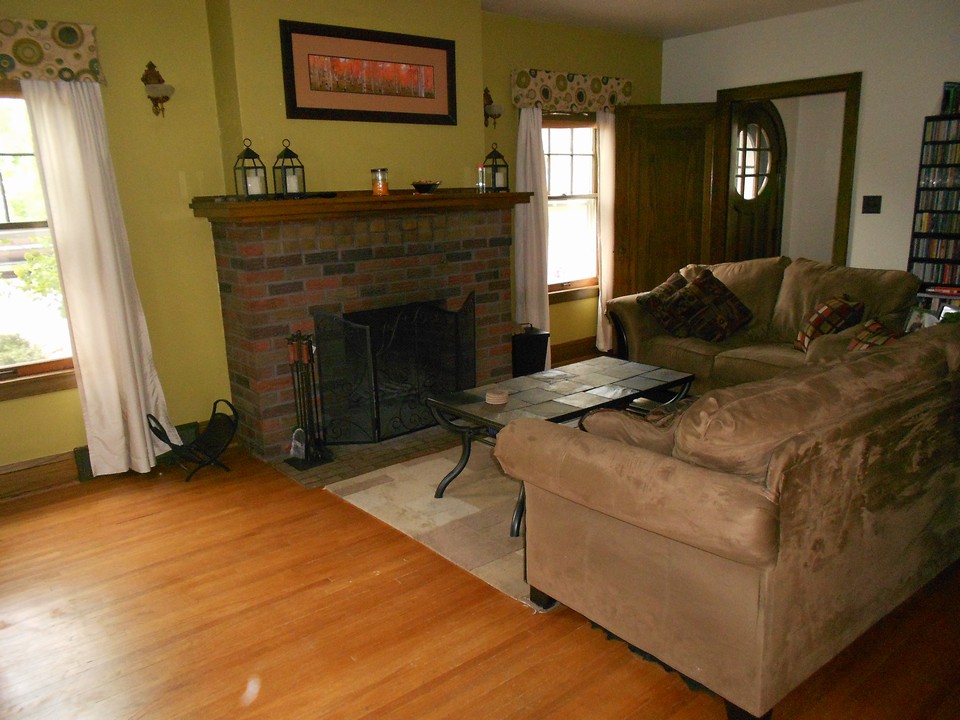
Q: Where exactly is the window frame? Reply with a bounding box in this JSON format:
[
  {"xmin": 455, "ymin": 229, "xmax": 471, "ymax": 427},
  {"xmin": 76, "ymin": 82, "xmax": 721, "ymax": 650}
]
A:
[
  {"xmin": 0, "ymin": 78, "xmax": 76, "ymax": 401},
  {"xmin": 542, "ymin": 112, "xmax": 600, "ymax": 294}
]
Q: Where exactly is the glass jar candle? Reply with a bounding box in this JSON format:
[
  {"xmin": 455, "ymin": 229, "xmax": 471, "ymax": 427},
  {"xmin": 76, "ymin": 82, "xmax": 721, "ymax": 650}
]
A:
[{"xmin": 371, "ymin": 168, "xmax": 389, "ymax": 196}]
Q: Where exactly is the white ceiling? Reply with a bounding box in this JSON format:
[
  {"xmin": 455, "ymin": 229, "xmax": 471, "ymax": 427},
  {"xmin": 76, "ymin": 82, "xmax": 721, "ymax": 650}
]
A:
[{"xmin": 480, "ymin": 0, "xmax": 861, "ymax": 39}]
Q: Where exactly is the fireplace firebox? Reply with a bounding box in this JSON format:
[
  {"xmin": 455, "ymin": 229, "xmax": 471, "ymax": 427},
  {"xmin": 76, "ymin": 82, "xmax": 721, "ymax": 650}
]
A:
[{"xmin": 314, "ymin": 293, "xmax": 476, "ymax": 443}]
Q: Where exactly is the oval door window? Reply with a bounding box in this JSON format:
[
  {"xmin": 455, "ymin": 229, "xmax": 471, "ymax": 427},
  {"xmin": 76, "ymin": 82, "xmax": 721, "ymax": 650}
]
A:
[{"xmin": 735, "ymin": 123, "xmax": 771, "ymax": 200}]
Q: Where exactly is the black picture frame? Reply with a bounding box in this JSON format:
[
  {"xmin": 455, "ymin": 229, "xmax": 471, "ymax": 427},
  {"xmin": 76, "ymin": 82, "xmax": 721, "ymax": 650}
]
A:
[{"xmin": 279, "ymin": 19, "xmax": 457, "ymax": 125}]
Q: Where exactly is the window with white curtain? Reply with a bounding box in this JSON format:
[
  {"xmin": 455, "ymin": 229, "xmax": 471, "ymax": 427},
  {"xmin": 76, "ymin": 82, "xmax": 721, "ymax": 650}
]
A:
[
  {"xmin": 0, "ymin": 85, "xmax": 73, "ymax": 381},
  {"xmin": 542, "ymin": 113, "xmax": 598, "ymax": 292}
]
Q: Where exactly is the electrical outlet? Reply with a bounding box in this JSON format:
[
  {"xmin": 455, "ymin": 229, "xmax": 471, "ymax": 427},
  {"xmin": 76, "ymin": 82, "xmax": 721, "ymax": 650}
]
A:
[{"xmin": 862, "ymin": 195, "xmax": 882, "ymax": 214}]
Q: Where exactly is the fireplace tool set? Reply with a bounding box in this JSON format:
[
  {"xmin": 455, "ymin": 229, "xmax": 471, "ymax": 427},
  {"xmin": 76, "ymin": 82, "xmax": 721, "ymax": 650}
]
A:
[{"xmin": 285, "ymin": 331, "xmax": 332, "ymax": 469}]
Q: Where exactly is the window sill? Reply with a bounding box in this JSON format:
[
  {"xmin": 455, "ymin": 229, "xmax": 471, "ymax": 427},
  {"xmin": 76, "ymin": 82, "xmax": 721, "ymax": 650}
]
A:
[
  {"xmin": 548, "ymin": 285, "xmax": 599, "ymax": 305},
  {"xmin": 0, "ymin": 369, "xmax": 77, "ymax": 402}
]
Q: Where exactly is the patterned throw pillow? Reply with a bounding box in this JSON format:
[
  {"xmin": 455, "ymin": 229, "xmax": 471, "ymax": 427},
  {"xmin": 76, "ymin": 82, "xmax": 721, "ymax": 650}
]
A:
[
  {"xmin": 660, "ymin": 269, "xmax": 754, "ymax": 341},
  {"xmin": 644, "ymin": 271, "xmax": 691, "ymax": 337},
  {"xmin": 847, "ymin": 319, "xmax": 900, "ymax": 351},
  {"xmin": 794, "ymin": 295, "xmax": 865, "ymax": 352}
]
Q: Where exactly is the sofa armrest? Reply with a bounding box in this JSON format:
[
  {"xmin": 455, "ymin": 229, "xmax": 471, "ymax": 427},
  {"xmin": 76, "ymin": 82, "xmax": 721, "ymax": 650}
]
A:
[
  {"xmin": 494, "ymin": 418, "xmax": 779, "ymax": 566},
  {"xmin": 605, "ymin": 294, "xmax": 667, "ymax": 361}
]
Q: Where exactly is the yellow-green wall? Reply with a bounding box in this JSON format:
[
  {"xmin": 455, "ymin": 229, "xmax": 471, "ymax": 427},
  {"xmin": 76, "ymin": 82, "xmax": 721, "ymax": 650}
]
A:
[
  {"xmin": 480, "ymin": 13, "xmax": 661, "ymax": 346},
  {"xmin": 0, "ymin": 0, "xmax": 661, "ymax": 468},
  {"xmin": 2, "ymin": 0, "xmax": 230, "ymax": 469}
]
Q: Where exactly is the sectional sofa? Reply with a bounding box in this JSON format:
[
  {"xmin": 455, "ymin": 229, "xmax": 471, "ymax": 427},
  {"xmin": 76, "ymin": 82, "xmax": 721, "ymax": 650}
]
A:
[{"xmin": 494, "ymin": 262, "xmax": 959, "ymax": 719}]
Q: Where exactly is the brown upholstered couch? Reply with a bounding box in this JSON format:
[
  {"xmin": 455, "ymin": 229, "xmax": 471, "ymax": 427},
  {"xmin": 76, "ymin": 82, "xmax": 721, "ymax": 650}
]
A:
[
  {"xmin": 606, "ymin": 256, "xmax": 921, "ymax": 395},
  {"xmin": 494, "ymin": 321, "xmax": 960, "ymax": 719}
]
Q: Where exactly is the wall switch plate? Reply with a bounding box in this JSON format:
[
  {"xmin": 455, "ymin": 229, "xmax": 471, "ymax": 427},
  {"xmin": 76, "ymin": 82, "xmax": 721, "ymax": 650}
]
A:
[{"xmin": 862, "ymin": 195, "xmax": 882, "ymax": 214}]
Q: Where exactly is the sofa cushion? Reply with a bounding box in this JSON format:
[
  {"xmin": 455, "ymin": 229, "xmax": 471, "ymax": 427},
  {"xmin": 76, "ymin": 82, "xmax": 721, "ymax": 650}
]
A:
[
  {"xmin": 794, "ymin": 295, "xmax": 865, "ymax": 352},
  {"xmin": 711, "ymin": 342, "xmax": 806, "ymax": 386},
  {"xmin": 579, "ymin": 408, "xmax": 678, "ymax": 454},
  {"xmin": 682, "ymin": 256, "xmax": 791, "ymax": 339},
  {"xmin": 769, "ymin": 257, "xmax": 921, "ymax": 343},
  {"xmin": 648, "ymin": 269, "xmax": 753, "ymax": 341},
  {"xmin": 630, "ymin": 334, "xmax": 736, "ymax": 387},
  {"xmin": 644, "ymin": 272, "xmax": 691, "ymax": 337},
  {"xmin": 847, "ymin": 319, "xmax": 901, "ymax": 351},
  {"xmin": 673, "ymin": 339, "xmax": 949, "ymax": 478}
]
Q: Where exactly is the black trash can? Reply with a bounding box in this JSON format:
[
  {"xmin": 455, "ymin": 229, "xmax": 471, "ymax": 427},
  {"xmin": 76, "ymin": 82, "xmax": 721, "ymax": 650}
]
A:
[{"xmin": 512, "ymin": 324, "xmax": 549, "ymax": 377}]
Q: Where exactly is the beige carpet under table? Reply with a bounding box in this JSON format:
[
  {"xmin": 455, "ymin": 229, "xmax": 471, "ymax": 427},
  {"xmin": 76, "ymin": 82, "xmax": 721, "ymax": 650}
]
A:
[{"xmin": 325, "ymin": 444, "xmax": 532, "ymax": 607}]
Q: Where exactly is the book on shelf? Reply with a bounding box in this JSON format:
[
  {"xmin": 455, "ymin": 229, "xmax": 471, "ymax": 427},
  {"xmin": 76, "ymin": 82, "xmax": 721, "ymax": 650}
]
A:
[{"xmin": 926, "ymin": 285, "xmax": 960, "ymax": 295}]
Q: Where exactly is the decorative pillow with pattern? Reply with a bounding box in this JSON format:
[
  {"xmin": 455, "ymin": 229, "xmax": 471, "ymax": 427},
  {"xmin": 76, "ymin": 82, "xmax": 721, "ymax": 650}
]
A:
[
  {"xmin": 847, "ymin": 319, "xmax": 900, "ymax": 351},
  {"xmin": 794, "ymin": 295, "xmax": 865, "ymax": 352},
  {"xmin": 654, "ymin": 269, "xmax": 753, "ymax": 341},
  {"xmin": 644, "ymin": 271, "xmax": 691, "ymax": 337}
]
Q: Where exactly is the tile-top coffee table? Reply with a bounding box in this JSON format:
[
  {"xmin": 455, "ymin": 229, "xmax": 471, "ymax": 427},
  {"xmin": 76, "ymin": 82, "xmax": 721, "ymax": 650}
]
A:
[{"xmin": 426, "ymin": 356, "xmax": 693, "ymax": 536}]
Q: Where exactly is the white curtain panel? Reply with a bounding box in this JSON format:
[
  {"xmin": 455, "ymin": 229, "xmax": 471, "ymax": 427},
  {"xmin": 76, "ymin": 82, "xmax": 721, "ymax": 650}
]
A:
[
  {"xmin": 22, "ymin": 79, "xmax": 178, "ymax": 475},
  {"xmin": 595, "ymin": 110, "xmax": 616, "ymax": 351},
  {"xmin": 513, "ymin": 107, "xmax": 551, "ymax": 366}
]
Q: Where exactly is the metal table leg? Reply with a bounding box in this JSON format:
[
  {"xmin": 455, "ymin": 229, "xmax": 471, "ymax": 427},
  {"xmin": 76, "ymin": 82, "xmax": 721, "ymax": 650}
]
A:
[
  {"xmin": 510, "ymin": 483, "xmax": 525, "ymax": 537},
  {"xmin": 429, "ymin": 403, "xmax": 495, "ymax": 499}
]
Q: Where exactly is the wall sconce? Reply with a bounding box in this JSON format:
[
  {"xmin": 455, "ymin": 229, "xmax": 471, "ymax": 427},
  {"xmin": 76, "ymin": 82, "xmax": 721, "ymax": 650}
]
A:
[
  {"xmin": 483, "ymin": 87, "xmax": 503, "ymax": 128},
  {"xmin": 141, "ymin": 61, "xmax": 174, "ymax": 117}
]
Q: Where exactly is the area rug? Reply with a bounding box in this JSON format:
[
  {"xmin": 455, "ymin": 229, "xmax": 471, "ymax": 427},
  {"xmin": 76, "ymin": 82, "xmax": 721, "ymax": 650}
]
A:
[{"xmin": 325, "ymin": 444, "xmax": 533, "ymax": 607}]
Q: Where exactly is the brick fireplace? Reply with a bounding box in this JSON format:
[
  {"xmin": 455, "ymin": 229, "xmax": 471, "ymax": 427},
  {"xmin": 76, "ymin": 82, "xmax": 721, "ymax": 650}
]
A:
[{"xmin": 191, "ymin": 190, "xmax": 530, "ymax": 462}]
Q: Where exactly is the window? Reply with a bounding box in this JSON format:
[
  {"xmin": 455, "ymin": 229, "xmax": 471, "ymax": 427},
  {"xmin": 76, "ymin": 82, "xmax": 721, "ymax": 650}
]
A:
[
  {"xmin": 734, "ymin": 123, "xmax": 771, "ymax": 200},
  {"xmin": 0, "ymin": 83, "xmax": 73, "ymax": 383},
  {"xmin": 542, "ymin": 115, "xmax": 598, "ymax": 292}
]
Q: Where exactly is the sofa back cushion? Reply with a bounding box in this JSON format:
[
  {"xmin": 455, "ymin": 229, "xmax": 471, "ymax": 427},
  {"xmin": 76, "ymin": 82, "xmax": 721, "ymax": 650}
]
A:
[
  {"xmin": 768, "ymin": 257, "xmax": 920, "ymax": 343},
  {"xmin": 682, "ymin": 256, "xmax": 791, "ymax": 340},
  {"xmin": 673, "ymin": 338, "xmax": 948, "ymax": 478}
]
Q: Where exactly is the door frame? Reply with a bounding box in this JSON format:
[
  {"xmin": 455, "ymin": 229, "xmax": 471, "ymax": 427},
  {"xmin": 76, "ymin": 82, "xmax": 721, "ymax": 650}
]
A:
[{"xmin": 710, "ymin": 72, "xmax": 862, "ymax": 266}]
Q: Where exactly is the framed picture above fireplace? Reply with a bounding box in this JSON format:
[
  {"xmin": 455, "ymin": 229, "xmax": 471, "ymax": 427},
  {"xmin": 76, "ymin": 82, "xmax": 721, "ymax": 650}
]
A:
[{"xmin": 279, "ymin": 19, "xmax": 457, "ymax": 125}]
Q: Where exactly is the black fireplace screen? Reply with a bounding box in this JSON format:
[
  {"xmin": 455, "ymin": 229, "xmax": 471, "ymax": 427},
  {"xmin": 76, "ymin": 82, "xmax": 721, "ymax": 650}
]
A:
[{"xmin": 314, "ymin": 293, "xmax": 476, "ymax": 443}]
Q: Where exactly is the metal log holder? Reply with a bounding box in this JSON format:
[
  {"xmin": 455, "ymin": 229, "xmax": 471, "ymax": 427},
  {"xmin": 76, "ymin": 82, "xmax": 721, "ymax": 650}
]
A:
[{"xmin": 285, "ymin": 331, "xmax": 333, "ymax": 470}]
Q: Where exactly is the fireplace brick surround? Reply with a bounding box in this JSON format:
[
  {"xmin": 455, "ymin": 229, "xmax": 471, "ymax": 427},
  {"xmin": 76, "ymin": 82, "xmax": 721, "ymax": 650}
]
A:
[{"xmin": 192, "ymin": 190, "xmax": 530, "ymax": 461}]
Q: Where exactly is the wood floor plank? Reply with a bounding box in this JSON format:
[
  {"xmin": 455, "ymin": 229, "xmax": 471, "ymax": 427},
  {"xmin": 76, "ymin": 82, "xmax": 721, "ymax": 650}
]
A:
[{"xmin": 1, "ymin": 448, "xmax": 957, "ymax": 719}]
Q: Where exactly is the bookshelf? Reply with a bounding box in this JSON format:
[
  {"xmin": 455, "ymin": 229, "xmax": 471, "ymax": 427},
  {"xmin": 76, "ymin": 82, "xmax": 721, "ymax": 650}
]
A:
[{"xmin": 908, "ymin": 112, "xmax": 960, "ymax": 312}]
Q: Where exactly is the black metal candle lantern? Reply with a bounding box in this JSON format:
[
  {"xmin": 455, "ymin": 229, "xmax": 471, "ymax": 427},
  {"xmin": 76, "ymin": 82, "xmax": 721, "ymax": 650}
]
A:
[
  {"xmin": 233, "ymin": 138, "xmax": 268, "ymax": 197},
  {"xmin": 483, "ymin": 143, "xmax": 509, "ymax": 192},
  {"xmin": 273, "ymin": 139, "xmax": 306, "ymax": 196}
]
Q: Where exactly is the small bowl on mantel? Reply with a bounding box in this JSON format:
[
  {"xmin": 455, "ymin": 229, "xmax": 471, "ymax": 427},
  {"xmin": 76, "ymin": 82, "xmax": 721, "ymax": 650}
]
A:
[{"xmin": 412, "ymin": 180, "xmax": 441, "ymax": 194}]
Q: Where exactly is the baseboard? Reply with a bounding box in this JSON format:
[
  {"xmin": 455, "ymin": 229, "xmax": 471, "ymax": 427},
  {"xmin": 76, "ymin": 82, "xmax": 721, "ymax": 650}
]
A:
[
  {"xmin": 0, "ymin": 453, "xmax": 78, "ymax": 501},
  {"xmin": 72, "ymin": 421, "xmax": 200, "ymax": 481},
  {"xmin": 0, "ymin": 421, "xmax": 202, "ymax": 499},
  {"xmin": 552, "ymin": 336, "xmax": 604, "ymax": 366}
]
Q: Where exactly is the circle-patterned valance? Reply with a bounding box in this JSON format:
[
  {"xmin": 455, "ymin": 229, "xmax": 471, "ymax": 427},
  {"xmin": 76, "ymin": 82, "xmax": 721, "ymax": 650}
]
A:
[
  {"xmin": 0, "ymin": 18, "xmax": 104, "ymax": 83},
  {"xmin": 511, "ymin": 68, "xmax": 632, "ymax": 113}
]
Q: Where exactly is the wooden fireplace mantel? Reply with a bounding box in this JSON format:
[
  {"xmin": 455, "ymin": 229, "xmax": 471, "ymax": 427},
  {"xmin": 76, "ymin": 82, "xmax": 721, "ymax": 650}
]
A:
[{"xmin": 190, "ymin": 189, "xmax": 532, "ymax": 224}]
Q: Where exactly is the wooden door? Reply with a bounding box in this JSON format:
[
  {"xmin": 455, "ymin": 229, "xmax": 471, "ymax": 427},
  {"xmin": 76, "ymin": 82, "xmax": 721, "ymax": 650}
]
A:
[
  {"xmin": 725, "ymin": 100, "xmax": 787, "ymax": 261},
  {"xmin": 613, "ymin": 104, "xmax": 715, "ymax": 298}
]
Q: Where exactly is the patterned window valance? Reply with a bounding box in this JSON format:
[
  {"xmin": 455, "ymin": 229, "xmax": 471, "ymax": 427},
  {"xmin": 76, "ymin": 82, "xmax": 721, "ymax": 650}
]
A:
[
  {"xmin": 0, "ymin": 18, "xmax": 103, "ymax": 83},
  {"xmin": 511, "ymin": 68, "xmax": 632, "ymax": 113}
]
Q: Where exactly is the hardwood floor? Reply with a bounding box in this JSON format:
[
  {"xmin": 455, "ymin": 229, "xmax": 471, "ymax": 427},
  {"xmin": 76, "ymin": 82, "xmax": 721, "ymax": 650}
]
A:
[{"xmin": 1, "ymin": 448, "xmax": 958, "ymax": 719}]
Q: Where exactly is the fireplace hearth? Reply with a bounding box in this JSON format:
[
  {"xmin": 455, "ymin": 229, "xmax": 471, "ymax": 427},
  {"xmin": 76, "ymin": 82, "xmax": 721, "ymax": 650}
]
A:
[{"xmin": 315, "ymin": 293, "xmax": 475, "ymax": 443}]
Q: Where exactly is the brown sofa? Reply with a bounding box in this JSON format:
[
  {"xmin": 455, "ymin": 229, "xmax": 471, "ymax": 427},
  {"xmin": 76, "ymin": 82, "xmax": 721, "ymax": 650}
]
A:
[
  {"xmin": 494, "ymin": 321, "xmax": 960, "ymax": 719},
  {"xmin": 606, "ymin": 256, "xmax": 921, "ymax": 394}
]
